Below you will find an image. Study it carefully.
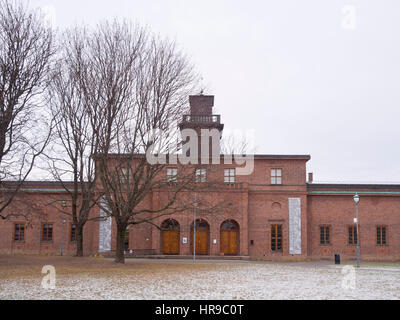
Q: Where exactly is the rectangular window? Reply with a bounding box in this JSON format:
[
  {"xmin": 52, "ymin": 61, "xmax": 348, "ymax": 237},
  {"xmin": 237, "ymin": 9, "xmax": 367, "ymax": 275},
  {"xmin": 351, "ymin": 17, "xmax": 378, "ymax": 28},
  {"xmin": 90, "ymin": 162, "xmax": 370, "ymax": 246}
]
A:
[
  {"xmin": 41, "ymin": 224, "xmax": 53, "ymax": 242},
  {"xmin": 271, "ymin": 169, "xmax": 282, "ymax": 185},
  {"xmin": 320, "ymin": 226, "xmax": 330, "ymax": 245},
  {"xmin": 71, "ymin": 224, "xmax": 77, "ymax": 242},
  {"xmin": 271, "ymin": 224, "xmax": 283, "ymax": 252},
  {"xmin": 14, "ymin": 223, "xmax": 25, "ymax": 241},
  {"xmin": 195, "ymin": 168, "xmax": 206, "ymax": 183},
  {"xmin": 167, "ymin": 168, "xmax": 178, "ymax": 183},
  {"xmin": 377, "ymin": 226, "xmax": 387, "ymax": 246},
  {"xmin": 348, "ymin": 226, "xmax": 358, "ymax": 245},
  {"xmin": 120, "ymin": 168, "xmax": 129, "ymax": 184},
  {"xmin": 224, "ymin": 168, "xmax": 235, "ymax": 183}
]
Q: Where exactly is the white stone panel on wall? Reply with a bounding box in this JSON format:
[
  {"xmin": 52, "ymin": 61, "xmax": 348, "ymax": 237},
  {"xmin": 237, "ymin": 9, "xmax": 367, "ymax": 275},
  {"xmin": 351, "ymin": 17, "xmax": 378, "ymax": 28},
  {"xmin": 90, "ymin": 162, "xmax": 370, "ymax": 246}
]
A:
[
  {"xmin": 289, "ymin": 198, "xmax": 302, "ymax": 255},
  {"xmin": 98, "ymin": 202, "xmax": 112, "ymax": 252}
]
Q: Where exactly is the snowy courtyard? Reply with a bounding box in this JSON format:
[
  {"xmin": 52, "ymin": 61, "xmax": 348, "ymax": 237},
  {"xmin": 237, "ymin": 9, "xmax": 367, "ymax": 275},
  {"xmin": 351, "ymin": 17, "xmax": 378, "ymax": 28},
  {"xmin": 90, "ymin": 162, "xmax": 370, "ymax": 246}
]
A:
[{"xmin": 0, "ymin": 255, "xmax": 399, "ymax": 300}]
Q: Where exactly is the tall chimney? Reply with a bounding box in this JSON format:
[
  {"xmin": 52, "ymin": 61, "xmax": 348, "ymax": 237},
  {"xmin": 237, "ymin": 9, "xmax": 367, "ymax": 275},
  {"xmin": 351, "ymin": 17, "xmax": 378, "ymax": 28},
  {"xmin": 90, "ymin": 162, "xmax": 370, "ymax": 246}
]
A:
[{"xmin": 308, "ymin": 172, "xmax": 314, "ymax": 183}]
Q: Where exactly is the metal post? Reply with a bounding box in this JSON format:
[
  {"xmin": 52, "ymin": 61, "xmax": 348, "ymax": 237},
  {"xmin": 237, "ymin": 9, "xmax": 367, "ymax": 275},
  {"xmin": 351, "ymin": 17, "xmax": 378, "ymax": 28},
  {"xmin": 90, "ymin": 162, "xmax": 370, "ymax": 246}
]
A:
[
  {"xmin": 356, "ymin": 201, "xmax": 360, "ymax": 268},
  {"xmin": 193, "ymin": 194, "xmax": 196, "ymax": 264},
  {"xmin": 61, "ymin": 200, "xmax": 66, "ymax": 256}
]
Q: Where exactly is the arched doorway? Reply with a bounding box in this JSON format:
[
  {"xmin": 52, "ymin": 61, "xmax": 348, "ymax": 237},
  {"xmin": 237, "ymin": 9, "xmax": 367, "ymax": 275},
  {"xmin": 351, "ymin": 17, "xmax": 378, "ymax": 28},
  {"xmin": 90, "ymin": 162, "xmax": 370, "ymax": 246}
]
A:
[
  {"xmin": 191, "ymin": 219, "xmax": 210, "ymax": 255},
  {"xmin": 220, "ymin": 220, "xmax": 240, "ymax": 256},
  {"xmin": 161, "ymin": 219, "xmax": 180, "ymax": 255}
]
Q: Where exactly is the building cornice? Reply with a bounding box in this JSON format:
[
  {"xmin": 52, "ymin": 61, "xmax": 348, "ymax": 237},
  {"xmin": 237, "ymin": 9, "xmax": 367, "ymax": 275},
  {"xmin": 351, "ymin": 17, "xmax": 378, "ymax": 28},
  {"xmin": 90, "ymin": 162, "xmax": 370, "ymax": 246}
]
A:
[{"xmin": 307, "ymin": 183, "xmax": 400, "ymax": 195}]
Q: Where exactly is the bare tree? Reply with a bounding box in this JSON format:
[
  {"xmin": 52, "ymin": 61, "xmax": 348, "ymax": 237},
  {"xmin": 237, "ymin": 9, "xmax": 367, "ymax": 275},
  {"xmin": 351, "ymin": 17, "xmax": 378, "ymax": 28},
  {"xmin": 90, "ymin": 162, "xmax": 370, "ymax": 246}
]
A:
[
  {"xmin": 84, "ymin": 20, "xmax": 201, "ymax": 263},
  {"xmin": 47, "ymin": 19, "xmax": 230, "ymax": 262},
  {"xmin": 0, "ymin": 1, "xmax": 54, "ymax": 219},
  {"xmin": 46, "ymin": 28, "xmax": 104, "ymax": 256}
]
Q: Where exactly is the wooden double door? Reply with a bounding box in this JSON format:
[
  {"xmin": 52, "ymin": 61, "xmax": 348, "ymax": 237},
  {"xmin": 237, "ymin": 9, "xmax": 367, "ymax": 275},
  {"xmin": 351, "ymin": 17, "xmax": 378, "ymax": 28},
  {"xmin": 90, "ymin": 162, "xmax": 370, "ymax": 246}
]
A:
[
  {"xmin": 220, "ymin": 220, "xmax": 239, "ymax": 256},
  {"xmin": 191, "ymin": 230, "xmax": 209, "ymax": 255},
  {"xmin": 221, "ymin": 230, "xmax": 238, "ymax": 255},
  {"xmin": 191, "ymin": 220, "xmax": 210, "ymax": 255},
  {"xmin": 162, "ymin": 230, "xmax": 180, "ymax": 255}
]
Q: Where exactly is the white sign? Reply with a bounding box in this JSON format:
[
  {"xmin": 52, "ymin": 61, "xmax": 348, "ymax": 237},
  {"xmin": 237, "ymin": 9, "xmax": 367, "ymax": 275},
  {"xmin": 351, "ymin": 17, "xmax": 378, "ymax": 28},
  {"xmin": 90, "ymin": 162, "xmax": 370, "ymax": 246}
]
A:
[
  {"xmin": 182, "ymin": 237, "xmax": 187, "ymax": 244},
  {"xmin": 213, "ymin": 239, "xmax": 217, "ymax": 244}
]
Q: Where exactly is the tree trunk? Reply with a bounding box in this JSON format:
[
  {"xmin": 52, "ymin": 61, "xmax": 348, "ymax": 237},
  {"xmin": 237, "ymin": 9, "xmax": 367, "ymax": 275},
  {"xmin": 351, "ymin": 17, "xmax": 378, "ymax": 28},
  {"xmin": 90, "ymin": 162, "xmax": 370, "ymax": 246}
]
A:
[
  {"xmin": 75, "ymin": 225, "xmax": 84, "ymax": 257},
  {"xmin": 115, "ymin": 225, "xmax": 126, "ymax": 264}
]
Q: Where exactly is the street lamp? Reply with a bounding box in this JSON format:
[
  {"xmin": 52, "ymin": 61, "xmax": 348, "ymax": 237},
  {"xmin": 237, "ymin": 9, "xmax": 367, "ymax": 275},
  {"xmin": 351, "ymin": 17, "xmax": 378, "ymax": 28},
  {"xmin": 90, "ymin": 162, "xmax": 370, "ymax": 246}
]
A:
[
  {"xmin": 61, "ymin": 200, "xmax": 67, "ymax": 256},
  {"xmin": 353, "ymin": 194, "xmax": 360, "ymax": 267}
]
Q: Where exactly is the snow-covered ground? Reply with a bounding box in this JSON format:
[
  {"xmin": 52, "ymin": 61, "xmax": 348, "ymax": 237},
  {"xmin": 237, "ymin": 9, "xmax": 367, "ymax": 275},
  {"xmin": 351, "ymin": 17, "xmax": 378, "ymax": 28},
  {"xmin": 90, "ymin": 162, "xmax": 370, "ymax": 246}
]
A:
[{"xmin": 1, "ymin": 260, "xmax": 400, "ymax": 300}]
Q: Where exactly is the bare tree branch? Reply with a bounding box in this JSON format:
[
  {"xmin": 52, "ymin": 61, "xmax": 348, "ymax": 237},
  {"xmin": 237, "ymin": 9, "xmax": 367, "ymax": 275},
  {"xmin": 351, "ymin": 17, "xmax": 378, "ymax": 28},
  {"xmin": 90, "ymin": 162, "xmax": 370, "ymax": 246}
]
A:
[{"xmin": 0, "ymin": 0, "xmax": 55, "ymax": 219}]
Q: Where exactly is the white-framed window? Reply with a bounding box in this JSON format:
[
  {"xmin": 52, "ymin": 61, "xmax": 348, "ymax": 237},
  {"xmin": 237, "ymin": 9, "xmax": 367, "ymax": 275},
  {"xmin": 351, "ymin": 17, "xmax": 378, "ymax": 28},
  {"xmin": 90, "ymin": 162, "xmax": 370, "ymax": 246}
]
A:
[
  {"xmin": 167, "ymin": 168, "xmax": 178, "ymax": 183},
  {"xmin": 271, "ymin": 169, "xmax": 282, "ymax": 185},
  {"xmin": 195, "ymin": 168, "xmax": 206, "ymax": 183},
  {"xmin": 224, "ymin": 168, "xmax": 235, "ymax": 183},
  {"xmin": 120, "ymin": 168, "xmax": 129, "ymax": 184}
]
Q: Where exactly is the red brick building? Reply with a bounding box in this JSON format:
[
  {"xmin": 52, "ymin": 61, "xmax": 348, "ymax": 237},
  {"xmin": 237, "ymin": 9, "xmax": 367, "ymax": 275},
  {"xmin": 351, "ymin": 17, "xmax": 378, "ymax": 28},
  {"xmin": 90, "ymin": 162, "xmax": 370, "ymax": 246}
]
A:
[{"xmin": 1, "ymin": 95, "xmax": 399, "ymax": 261}]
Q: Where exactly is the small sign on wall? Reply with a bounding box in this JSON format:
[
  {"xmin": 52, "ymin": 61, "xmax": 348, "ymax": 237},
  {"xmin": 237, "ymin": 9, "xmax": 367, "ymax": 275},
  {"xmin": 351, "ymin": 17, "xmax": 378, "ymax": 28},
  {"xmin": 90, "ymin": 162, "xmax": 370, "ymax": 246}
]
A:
[
  {"xmin": 182, "ymin": 237, "xmax": 187, "ymax": 244},
  {"xmin": 213, "ymin": 239, "xmax": 217, "ymax": 244}
]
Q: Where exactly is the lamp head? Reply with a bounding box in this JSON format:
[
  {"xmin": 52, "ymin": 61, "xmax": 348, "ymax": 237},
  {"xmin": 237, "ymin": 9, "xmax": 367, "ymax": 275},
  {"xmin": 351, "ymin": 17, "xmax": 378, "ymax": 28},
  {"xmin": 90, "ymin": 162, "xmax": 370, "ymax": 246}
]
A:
[{"xmin": 353, "ymin": 194, "xmax": 360, "ymax": 205}]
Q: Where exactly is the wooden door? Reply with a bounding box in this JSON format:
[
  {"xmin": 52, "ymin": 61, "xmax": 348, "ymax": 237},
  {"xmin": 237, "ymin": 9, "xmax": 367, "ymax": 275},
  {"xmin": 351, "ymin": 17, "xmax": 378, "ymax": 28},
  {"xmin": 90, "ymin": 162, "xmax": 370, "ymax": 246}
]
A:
[
  {"xmin": 192, "ymin": 230, "xmax": 208, "ymax": 255},
  {"xmin": 221, "ymin": 230, "xmax": 238, "ymax": 255},
  {"xmin": 163, "ymin": 230, "xmax": 179, "ymax": 255}
]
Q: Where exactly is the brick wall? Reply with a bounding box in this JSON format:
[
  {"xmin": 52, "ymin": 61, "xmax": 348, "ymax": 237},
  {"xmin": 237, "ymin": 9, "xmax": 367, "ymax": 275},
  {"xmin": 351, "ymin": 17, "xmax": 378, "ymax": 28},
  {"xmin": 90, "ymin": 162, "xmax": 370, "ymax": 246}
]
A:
[
  {"xmin": 1, "ymin": 161, "xmax": 400, "ymax": 261},
  {"xmin": 308, "ymin": 186, "xmax": 400, "ymax": 260}
]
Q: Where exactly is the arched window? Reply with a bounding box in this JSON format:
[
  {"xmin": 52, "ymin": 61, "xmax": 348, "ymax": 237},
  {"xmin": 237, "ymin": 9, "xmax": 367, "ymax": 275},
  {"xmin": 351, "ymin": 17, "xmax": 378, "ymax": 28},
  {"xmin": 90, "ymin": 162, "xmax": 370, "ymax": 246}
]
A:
[
  {"xmin": 193, "ymin": 219, "xmax": 209, "ymax": 230},
  {"xmin": 161, "ymin": 219, "xmax": 180, "ymax": 231},
  {"xmin": 221, "ymin": 220, "xmax": 239, "ymax": 230}
]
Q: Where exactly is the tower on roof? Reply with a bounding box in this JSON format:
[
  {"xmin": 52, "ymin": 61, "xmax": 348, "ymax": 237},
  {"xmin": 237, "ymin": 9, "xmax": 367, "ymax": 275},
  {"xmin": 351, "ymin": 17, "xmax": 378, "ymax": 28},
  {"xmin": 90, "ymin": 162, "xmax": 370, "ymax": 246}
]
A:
[{"xmin": 179, "ymin": 95, "xmax": 224, "ymax": 160}]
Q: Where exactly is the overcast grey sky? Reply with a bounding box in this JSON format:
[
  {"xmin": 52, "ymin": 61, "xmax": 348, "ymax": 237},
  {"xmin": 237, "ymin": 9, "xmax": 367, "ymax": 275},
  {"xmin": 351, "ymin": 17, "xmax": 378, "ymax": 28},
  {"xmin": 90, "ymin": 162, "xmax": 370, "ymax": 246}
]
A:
[{"xmin": 29, "ymin": 0, "xmax": 400, "ymax": 183}]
